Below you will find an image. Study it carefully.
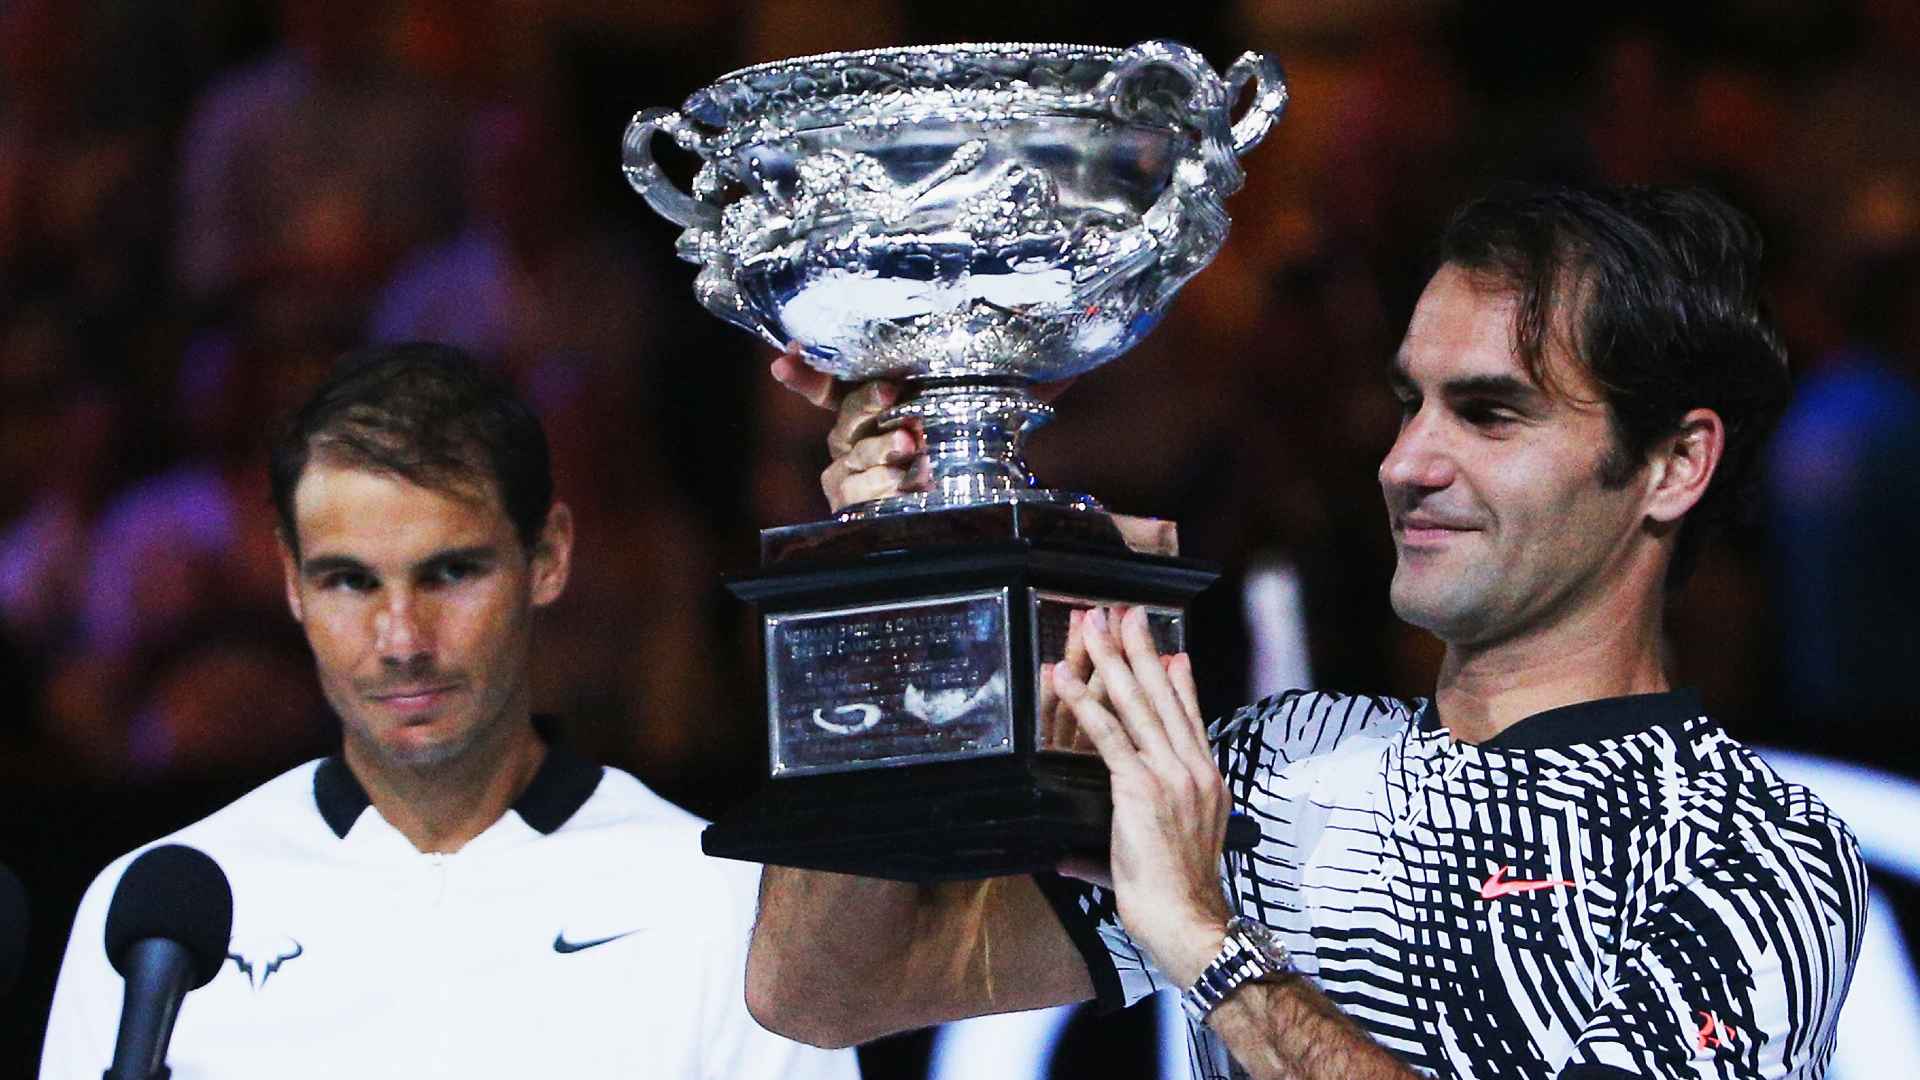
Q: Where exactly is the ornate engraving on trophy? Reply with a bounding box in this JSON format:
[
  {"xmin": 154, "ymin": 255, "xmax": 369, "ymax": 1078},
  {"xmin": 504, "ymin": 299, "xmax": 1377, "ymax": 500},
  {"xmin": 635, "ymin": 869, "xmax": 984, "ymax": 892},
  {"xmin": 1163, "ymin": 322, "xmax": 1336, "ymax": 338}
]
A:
[
  {"xmin": 626, "ymin": 40, "xmax": 1289, "ymax": 517},
  {"xmin": 1030, "ymin": 592, "xmax": 1184, "ymax": 754},
  {"xmin": 767, "ymin": 589, "xmax": 1014, "ymax": 775}
]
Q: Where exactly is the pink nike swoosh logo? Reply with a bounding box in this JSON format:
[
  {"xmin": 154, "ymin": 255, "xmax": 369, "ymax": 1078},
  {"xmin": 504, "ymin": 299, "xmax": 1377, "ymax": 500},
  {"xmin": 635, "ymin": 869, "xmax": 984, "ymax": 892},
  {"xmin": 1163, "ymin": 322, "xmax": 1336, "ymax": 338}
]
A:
[
  {"xmin": 1479, "ymin": 865, "xmax": 1578, "ymax": 900},
  {"xmin": 1696, "ymin": 1009, "xmax": 1736, "ymax": 1050}
]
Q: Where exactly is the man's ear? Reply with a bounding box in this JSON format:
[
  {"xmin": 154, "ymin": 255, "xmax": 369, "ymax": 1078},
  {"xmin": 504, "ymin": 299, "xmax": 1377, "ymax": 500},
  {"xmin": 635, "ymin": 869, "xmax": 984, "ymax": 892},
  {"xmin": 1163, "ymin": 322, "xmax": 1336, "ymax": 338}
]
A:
[
  {"xmin": 277, "ymin": 529, "xmax": 305, "ymax": 623},
  {"xmin": 1643, "ymin": 408, "xmax": 1725, "ymax": 526},
  {"xmin": 530, "ymin": 502, "xmax": 574, "ymax": 608}
]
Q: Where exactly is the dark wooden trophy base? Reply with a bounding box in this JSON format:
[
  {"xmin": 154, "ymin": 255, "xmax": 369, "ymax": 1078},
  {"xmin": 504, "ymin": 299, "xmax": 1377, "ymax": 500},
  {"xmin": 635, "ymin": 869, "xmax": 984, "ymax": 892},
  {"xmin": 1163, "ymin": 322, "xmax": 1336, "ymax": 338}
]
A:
[{"xmin": 701, "ymin": 502, "xmax": 1217, "ymax": 883}]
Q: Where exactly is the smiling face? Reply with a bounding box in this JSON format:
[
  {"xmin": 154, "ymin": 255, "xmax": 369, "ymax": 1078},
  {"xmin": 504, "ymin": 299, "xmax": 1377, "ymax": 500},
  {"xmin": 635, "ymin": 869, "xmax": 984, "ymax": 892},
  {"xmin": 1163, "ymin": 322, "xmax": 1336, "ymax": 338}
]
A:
[
  {"xmin": 1380, "ymin": 264, "xmax": 1655, "ymax": 648},
  {"xmin": 280, "ymin": 460, "xmax": 570, "ymax": 778}
]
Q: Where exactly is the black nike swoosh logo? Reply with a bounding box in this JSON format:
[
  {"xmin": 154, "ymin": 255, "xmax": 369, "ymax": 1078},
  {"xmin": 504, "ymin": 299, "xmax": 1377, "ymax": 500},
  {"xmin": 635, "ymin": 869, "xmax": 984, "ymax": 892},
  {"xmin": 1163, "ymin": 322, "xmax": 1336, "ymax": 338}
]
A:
[{"xmin": 553, "ymin": 929, "xmax": 641, "ymax": 954}]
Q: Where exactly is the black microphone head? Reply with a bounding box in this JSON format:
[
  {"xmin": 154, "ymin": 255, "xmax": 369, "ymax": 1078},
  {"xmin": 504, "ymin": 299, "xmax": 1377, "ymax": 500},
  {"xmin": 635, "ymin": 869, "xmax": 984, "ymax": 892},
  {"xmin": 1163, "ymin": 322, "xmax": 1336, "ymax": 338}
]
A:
[
  {"xmin": 1224, "ymin": 812, "xmax": 1263, "ymax": 853},
  {"xmin": 0, "ymin": 862, "xmax": 27, "ymax": 994},
  {"xmin": 103, "ymin": 845, "xmax": 233, "ymax": 990}
]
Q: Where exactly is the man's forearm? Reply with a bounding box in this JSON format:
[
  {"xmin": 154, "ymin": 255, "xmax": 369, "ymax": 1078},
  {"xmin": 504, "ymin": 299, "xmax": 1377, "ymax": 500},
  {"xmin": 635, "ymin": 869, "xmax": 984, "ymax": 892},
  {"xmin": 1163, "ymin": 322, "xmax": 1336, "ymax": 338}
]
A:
[
  {"xmin": 747, "ymin": 866, "xmax": 935, "ymax": 1046},
  {"xmin": 747, "ymin": 867, "xmax": 1094, "ymax": 1047},
  {"xmin": 1206, "ymin": 975, "xmax": 1421, "ymax": 1080}
]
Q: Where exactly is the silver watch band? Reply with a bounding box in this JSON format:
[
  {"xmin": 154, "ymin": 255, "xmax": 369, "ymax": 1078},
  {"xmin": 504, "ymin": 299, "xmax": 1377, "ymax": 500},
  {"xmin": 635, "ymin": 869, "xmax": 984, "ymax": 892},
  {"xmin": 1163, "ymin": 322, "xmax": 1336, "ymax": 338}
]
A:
[{"xmin": 1178, "ymin": 916, "xmax": 1293, "ymax": 1024}]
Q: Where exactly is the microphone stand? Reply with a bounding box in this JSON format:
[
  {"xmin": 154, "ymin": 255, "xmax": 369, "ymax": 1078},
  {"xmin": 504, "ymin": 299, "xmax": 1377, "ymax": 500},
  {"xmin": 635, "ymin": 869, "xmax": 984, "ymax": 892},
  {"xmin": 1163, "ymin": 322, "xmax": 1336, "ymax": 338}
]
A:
[{"xmin": 102, "ymin": 938, "xmax": 193, "ymax": 1080}]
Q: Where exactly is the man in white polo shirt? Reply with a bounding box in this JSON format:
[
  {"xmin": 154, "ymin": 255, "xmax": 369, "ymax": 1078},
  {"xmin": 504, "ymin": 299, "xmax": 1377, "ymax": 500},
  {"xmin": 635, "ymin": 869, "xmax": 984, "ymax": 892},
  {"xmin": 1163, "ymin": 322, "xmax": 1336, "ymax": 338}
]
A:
[{"xmin": 41, "ymin": 345, "xmax": 858, "ymax": 1080}]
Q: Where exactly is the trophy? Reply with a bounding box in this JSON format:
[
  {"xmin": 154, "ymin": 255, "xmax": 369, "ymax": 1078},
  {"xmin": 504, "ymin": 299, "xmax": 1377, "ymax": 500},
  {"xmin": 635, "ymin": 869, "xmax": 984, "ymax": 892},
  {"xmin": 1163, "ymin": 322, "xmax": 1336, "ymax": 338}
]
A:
[{"xmin": 625, "ymin": 40, "xmax": 1286, "ymax": 881}]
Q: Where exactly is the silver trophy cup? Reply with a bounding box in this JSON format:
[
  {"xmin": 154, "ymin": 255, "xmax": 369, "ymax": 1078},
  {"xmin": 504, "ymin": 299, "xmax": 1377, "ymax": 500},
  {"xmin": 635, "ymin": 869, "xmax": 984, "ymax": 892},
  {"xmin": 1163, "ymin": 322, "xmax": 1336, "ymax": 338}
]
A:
[
  {"xmin": 625, "ymin": 39, "xmax": 1286, "ymax": 515},
  {"xmin": 626, "ymin": 41, "xmax": 1285, "ymax": 879}
]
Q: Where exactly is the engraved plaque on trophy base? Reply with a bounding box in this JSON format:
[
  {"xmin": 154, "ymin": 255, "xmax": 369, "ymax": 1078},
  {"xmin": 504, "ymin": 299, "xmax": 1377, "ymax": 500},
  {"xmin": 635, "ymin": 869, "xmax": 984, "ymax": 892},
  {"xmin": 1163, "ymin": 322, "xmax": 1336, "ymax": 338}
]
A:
[{"xmin": 701, "ymin": 502, "xmax": 1216, "ymax": 882}]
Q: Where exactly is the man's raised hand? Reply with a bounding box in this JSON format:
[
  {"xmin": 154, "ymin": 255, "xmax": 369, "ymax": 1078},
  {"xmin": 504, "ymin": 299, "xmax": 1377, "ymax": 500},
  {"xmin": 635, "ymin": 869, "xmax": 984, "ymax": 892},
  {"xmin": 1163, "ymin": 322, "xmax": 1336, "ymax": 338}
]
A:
[
  {"xmin": 770, "ymin": 342, "xmax": 1078, "ymax": 514},
  {"xmin": 1051, "ymin": 605, "xmax": 1233, "ymax": 987},
  {"xmin": 770, "ymin": 343, "xmax": 928, "ymax": 512}
]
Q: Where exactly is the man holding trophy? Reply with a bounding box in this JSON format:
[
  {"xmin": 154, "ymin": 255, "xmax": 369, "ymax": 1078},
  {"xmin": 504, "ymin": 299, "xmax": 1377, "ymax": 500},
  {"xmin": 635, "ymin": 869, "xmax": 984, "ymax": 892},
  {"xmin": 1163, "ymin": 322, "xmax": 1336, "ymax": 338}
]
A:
[{"xmin": 626, "ymin": 41, "xmax": 1864, "ymax": 1080}]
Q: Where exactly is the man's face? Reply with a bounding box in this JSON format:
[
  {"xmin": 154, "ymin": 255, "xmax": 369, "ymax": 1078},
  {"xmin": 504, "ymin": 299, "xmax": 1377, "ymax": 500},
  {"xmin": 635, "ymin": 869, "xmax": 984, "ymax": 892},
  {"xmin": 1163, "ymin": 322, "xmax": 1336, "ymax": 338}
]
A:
[
  {"xmin": 1380, "ymin": 264, "xmax": 1650, "ymax": 647},
  {"xmin": 280, "ymin": 461, "xmax": 569, "ymax": 774}
]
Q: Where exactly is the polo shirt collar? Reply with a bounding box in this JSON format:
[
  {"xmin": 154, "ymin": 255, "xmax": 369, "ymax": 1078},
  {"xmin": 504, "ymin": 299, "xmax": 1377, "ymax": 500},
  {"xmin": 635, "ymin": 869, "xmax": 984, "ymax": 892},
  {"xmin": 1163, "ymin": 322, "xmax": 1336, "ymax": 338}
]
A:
[
  {"xmin": 313, "ymin": 719, "xmax": 603, "ymax": 839},
  {"xmin": 1417, "ymin": 687, "xmax": 1705, "ymax": 751}
]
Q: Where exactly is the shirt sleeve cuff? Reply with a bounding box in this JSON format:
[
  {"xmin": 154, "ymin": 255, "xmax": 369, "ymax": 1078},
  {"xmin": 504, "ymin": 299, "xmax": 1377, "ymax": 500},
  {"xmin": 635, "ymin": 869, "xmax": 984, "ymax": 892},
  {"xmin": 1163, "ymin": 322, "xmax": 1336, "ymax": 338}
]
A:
[
  {"xmin": 1556, "ymin": 1065, "xmax": 1643, "ymax": 1079},
  {"xmin": 1031, "ymin": 871, "xmax": 1127, "ymax": 1015}
]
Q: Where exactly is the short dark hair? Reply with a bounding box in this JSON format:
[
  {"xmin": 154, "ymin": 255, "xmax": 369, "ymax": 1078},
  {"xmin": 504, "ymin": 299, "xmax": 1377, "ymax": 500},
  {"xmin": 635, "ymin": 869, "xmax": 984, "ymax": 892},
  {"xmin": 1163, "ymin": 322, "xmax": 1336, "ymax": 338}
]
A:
[
  {"xmin": 1438, "ymin": 184, "xmax": 1792, "ymax": 588},
  {"xmin": 269, "ymin": 343, "xmax": 553, "ymax": 559}
]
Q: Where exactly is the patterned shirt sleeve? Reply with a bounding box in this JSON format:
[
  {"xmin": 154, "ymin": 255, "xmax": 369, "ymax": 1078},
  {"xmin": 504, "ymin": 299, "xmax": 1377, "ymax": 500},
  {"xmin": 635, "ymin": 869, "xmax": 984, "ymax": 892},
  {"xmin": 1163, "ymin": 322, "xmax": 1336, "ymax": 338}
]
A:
[
  {"xmin": 1033, "ymin": 870, "xmax": 1168, "ymax": 1014},
  {"xmin": 1559, "ymin": 809, "xmax": 1867, "ymax": 1079}
]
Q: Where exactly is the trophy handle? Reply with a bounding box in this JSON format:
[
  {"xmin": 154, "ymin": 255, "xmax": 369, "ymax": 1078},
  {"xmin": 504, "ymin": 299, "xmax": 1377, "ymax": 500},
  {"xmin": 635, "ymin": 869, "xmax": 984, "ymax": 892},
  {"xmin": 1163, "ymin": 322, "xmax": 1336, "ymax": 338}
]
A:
[
  {"xmin": 622, "ymin": 108, "xmax": 721, "ymax": 229},
  {"xmin": 1094, "ymin": 39, "xmax": 1248, "ymax": 207},
  {"xmin": 1094, "ymin": 40, "xmax": 1231, "ymax": 136},
  {"xmin": 1223, "ymin": 52, "xmax": 1289, "ymax": 157}
]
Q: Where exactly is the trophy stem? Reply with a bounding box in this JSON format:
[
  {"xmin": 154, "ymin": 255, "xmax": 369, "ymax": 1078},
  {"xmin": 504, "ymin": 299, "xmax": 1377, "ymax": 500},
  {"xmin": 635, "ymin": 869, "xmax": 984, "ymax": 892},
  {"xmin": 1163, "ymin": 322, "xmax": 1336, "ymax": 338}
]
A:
[{"xmin": 838, "ymin": 378, "xmax": 1100, "ymax": 519}]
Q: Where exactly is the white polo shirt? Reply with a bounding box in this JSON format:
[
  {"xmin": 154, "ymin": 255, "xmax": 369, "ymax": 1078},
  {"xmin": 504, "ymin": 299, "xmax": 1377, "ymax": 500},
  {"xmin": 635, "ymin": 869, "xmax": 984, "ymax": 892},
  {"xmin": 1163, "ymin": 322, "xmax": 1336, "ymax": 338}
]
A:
[{"xmin": 41, "ymin": 745, "xmax": 860, "ymax": 1080}]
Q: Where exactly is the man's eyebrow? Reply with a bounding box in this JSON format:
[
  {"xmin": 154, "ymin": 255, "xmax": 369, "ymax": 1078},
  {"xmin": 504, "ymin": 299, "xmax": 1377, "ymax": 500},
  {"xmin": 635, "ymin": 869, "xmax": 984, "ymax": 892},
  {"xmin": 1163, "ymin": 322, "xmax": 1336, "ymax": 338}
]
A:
[
  {"xmin": 300, "ymin": 546, "xmax": 501, "ymax": 579},
  {"xmin": 1439, "ymin": 373, "xmax": 1546, "ymax": 404},
  {"xmin": 1386, "ymin": 353, "xmax": 1414, "ymax": 391},
  {"xmin": 300, "ymin": 554, "xmax": 371, "ymax": 578},
  {"xmin": 416, "ymin": 545, "xmax": 502, "ymax": 571}
]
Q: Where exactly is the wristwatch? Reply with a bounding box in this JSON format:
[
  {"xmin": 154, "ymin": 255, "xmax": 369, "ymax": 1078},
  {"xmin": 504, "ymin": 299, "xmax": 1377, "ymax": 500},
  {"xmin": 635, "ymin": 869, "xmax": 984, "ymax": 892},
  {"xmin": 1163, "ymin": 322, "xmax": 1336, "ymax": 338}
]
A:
[{"xmin": 1179, "ymin": 916, "xmax": 1294, "ymax": 1024}]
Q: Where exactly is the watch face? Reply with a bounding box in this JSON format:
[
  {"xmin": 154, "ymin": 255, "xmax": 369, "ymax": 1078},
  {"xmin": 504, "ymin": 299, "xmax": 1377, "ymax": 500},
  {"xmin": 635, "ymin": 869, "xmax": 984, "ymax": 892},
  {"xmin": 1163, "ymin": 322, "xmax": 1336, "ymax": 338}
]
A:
[
  {"xmin": 1230, "ymin": 916, "xmax": 1290, "ymax": 971},
  {"xmin": 1232, "ymin": 916, "xmax": 1275, "ymax": 947}
]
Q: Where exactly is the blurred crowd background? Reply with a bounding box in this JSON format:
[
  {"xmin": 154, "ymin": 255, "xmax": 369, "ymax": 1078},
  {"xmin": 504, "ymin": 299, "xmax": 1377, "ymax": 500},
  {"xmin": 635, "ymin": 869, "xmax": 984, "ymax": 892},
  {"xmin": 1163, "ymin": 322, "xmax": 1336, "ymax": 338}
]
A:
[{"xmin": 3, "ymin": 0, "xmax": 1919, "ymax": 1075}]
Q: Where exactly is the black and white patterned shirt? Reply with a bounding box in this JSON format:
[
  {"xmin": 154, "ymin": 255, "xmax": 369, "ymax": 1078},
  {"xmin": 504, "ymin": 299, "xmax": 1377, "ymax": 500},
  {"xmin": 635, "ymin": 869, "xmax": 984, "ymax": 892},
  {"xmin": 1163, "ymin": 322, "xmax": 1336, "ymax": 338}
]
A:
[{"xmin": 1039, "ymin": 689, "xmax": 1867, "ymax": 1079}]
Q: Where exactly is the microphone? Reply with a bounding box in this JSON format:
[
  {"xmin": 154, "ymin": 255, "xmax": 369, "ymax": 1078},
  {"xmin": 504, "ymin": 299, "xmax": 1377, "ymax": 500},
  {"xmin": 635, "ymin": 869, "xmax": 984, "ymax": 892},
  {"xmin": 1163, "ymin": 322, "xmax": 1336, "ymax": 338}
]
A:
[
  {"xmin": 0, "ymin": 861, "xmax": 27, "ymax": 996},
  {"xmin": 101, "ymin": 845, "xmax": 233, "ymax": 1080},
  {"xmin": 1224, "ymin": 812, "xmax": 1262, "ymax": 853}
]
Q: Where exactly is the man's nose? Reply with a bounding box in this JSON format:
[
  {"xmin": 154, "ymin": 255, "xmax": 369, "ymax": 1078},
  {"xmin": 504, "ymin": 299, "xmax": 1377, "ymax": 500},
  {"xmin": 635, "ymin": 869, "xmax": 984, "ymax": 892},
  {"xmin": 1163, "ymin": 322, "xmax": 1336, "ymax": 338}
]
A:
[
  {"xmin": 374, "ymin": 591, "xmax": 432, "ymax": 668},
  {"xmin": 1378, "ymin": 410, "xmax": 1456, "ymax": 493}
]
